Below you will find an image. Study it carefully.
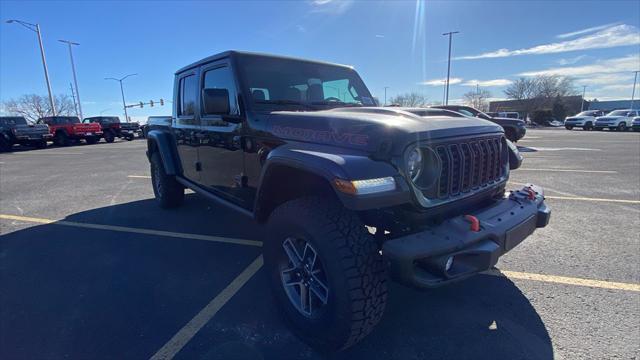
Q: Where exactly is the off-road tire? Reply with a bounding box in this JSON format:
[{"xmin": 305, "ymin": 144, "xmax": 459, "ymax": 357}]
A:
[
  {"xmin": 85, "ymin": 136, "xmax": 98, "ymax": 145},
  {"xmin": 264, "ymin": 196, "xmax": 387, "ymax": 352},
  {"xmin": 150, "ymin": 152, "xmax": 184, "ymax": 208},
  {"xmin": 126, "ymin": 135, "xmax": 134, "ymax": 141},
  {"xmin": 104, "ymin": 131, "xmax": 115, "ymax": 143},
  {"xmin": 54, "ymin": 132, "xmax": 70, "ymax": 146}
]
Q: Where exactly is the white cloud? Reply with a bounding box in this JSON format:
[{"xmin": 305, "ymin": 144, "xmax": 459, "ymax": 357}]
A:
[
  {"xmin": 556, "ymin": 55, "xmax": 587, "ymax": 65},
  {"xmin": 599, "ymin": 84, "xmax": 635, "ymax": 92},
  {"xmin": 556, "ymin": 22, "xmax": 622, "ymax": 39},
  {"xmin": 375, "ymin": 34, "xmax": 385, "ymax": 38},
  {"xmin": 296, "ymin": 24, "xmax": 306, "ymax": 33},
  {"xmin": 518, "ymin": 54, "xmax": 640, "ymax": 77},
  {"xmin": 456, "ymin": 24, "xmax": 640, "ymax": 60},
  {"xmin": 462, "ymin": 79, "xmax": 513, "ymax": 87},
  {"xmin": 419, "ymin": 77, "xmax": 462, "ymax": 86},
  {"xmin": 310, "ymin": 0, "xmax": 354, "ymax": 14}
]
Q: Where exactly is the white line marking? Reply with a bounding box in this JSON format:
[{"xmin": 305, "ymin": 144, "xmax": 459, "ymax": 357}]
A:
[
  {"xmin": 545, "ymin": 195, "xmax": 640, "ymax": 204},
  {"xmin": 150, "ymin": 255, "xmax": 264, "ymax": 360},
  {"xmin": 518, "ymin": 168, "xmax": 616, "ymax": 174},
  {"xmin": 525, "ymin": 147, "xmax": 601, "ymax": 152},
  {"xmin": 128, "ymin": 175, "xmax": 151, "ymax": 179},
  {"xmin": 0, "ymin": 214, "xmax": 262, "ymax": 247}
]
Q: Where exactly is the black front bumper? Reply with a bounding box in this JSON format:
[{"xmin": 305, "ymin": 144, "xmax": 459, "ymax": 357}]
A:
[{"xmin": 383, "ymin": 184, "xmax": 550, "ymax": 288}]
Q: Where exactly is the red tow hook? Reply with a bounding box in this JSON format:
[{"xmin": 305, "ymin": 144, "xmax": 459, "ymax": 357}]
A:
[
  {"xmin": 525, "ymin": 187, "xmax": 536, "ymax": 200},
  {"xmin": 464, "ymin": 215, "xmax": 481, "ymax": 232}
]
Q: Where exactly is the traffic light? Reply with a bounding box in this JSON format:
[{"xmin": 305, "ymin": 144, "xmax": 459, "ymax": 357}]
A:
[
  {"xmin": 139, "ymin": 101, "xmax": 144, "ymax": 108},
  {"xmin": 150, "ymin": 100, "xmax": 154, "ymax": 107},
  {"xmin": 160, "ymin": 98, "xmax": 164, "ymax": 106}
]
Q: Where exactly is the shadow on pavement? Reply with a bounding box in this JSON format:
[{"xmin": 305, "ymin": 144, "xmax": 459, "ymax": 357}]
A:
[{"xmin": 0, "ymin": 195, "xmax": 552, "ymax": 360}]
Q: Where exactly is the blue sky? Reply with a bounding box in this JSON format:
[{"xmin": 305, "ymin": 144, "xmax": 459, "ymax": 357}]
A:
[{"xmin": 1, "ymin": 0, "xmax": 639, "ymax": 122}]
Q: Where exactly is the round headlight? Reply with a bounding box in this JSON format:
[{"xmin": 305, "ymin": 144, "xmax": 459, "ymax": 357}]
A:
[{"xmin": 406, "ymin": 147, "xmax": 423, "ymax": 182}]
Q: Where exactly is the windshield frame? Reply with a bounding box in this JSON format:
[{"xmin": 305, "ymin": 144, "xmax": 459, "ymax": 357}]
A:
[{"xmin": 235, "ymin": 54, "xmax": 374, "ymax": 113}]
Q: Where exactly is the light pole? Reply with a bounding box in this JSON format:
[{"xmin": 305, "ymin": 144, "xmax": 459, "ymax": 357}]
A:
[
  {"xmin": 383, "ymin": 86, "xmax": 390, "ymax": 106},
  {"xmin": 442, "ymin": 31, "xmax": 459, "ymax": 105},
  {"xmin": 59, "ymin": 40, "xmax": 83, "ymax": 120},
  {"xmin": 105, "ymin": 74, "xmax": 137, "ymax": 122},
  {"xmin": 581, "ymin": 85, "xmax": 586, "ymax": 112},
  {"xmin": 631, "ymin": 71, "xmax": 639, "ymax": 110},
  {"xmin": 6, "ymin": 19, "xmax": 56, "ymax": 115}
]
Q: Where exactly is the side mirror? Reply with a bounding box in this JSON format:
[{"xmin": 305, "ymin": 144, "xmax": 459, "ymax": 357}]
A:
[{"xmin": 202, "ymin": 88, "xmax": 230, "ymax": 115}]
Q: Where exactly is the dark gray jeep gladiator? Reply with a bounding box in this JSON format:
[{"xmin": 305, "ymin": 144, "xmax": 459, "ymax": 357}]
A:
[
  {"xmin": 146, "ymin": 51, "xmax": 551, "ymax": 351},
  {"xmin": 0, "ymin": 116, "xmax": 52, "ymax": 151}
]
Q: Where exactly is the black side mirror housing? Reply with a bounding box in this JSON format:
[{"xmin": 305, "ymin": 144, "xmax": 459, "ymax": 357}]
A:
[{"xmin": 202, "ymin": 88, "xmax": 230, "ymax": 115}]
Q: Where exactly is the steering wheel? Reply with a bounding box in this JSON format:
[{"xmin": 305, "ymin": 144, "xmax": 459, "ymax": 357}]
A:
[{"xmin": 324, "ymin": 97, "xmax": 342, "ymax": 102}]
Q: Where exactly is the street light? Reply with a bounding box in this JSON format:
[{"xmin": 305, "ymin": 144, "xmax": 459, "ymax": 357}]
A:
[
  {"xmin": 59, "ymin": 39, "xmax": 83, "ymax": 120},
  {"xmin": 105, "ymin": 73, "xmax": 137, "ymax": 122},
  {"xmin": 631, "ymin": 71, "xmax": 639, "ymax": 110},
  {"xmin": 581, "ymin": 85, "xmax": 587, "ymax": 112},
  {"xmin": 6, "ymin": 19, "xmax": 56, "ymax": 115},
  {"xmin": 384, "ymin": 86, "xmax": 390, "ymax": 106},
  {"xmin": 442, "ymin": 31, "xmax": 459, "ymax": 105}
]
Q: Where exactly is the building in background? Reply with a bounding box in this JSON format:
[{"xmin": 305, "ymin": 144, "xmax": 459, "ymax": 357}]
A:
[{"xmin": 586, "ymin": 100, "xmax": 637, "ymax": 112}]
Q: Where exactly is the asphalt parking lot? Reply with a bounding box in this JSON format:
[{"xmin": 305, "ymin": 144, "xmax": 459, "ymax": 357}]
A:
[{"xmin": 1, "ymin": 129, "xmax": 639, "ymax": 359}]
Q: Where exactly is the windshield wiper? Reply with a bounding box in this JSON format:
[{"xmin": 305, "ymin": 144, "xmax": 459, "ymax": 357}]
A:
[
  {"xmin": 310, "ymin": 100, "xmax": 363, "ymax": 107},
  {"xmin": 255, "ymin": 99, "xmax": 316, "ymax": 110}
]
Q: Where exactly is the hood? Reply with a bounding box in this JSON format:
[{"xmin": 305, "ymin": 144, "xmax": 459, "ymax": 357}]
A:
[
  {"xmin": 266, "ymin": 107, "xmax": 502, "ymax": 154},
  {"xmin": 490, "ymin": 117, "xmax": 525, "ymax": 126}
]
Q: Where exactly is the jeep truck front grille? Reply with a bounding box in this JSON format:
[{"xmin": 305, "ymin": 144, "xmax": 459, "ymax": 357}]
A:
[{"xmin": 430, "ymin": 136, "xmax": 505, "ymax": 199}]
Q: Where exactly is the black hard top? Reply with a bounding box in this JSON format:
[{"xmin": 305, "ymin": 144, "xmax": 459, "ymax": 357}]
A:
[{"xmin": 175, "ymin": 50, "xmax": 353, "ymax": 75}]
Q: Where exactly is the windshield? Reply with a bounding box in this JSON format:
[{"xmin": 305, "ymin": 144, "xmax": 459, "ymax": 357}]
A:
[
  {"xmin": 607, "ymin": 110, "xmax": 629, "ymax": 116},
  {"xmin": 237, "ymin": 55, "xmax": 374, "ymax": 111},
  {"xmin": 0, "ymin": 117, "xmax": 27, "ymax": 126},
  {"xmin": 101, "ymin": 117, "xmax": 120, "ymax": 124},
  {"xmin": 576, "ymin": 111, "xmax": 597, "ymax": 117}
]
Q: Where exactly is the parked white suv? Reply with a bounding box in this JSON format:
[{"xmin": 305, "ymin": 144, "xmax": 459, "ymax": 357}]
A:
[
  {"xmin": 564, "ymin": 110, "xmax": 606, "ymax": 130},
  {"xmin": 632, "ymin": 116, "xmax": 640, "ymax": 132},
  {"xmin": 594, "ymin": 109, "xmax": 640, "ymax": 131}
]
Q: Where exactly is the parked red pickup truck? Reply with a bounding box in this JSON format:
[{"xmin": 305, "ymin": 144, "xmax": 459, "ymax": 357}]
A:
[{"xmin": 37, "ymin": 116, "xmax": 103, "ymax": 146}]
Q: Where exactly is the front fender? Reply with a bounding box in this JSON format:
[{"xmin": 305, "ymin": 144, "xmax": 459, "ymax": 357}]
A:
[
  {"xmin": 258, "ymin": 143, "xmax": 412, "ymax": 211},
  {"xmin": 147, "ymin": 129, "xmax": 181, "ymax": 175}
]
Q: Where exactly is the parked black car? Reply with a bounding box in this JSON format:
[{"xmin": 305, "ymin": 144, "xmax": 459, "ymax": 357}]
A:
[
  {"xmin": 146, "ymin": 51, "xmax": 550, "ymax": 351},
  {"xmin": 431, "ymin": 105, "xmax": 527, "ymax": 142},
  {"xmin": 83, "ymin": 116, "xmax": 140, "ymax": 142},
  {"xmin": 0, "ymin": 116, "xmax": 52, "ymax": 151}
]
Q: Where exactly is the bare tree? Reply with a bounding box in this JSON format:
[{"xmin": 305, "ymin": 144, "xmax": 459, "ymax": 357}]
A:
[
  {"xmin": 504, "ymin": 77, "xmax": 537, "ymax": 100},
  {"xmin": 463, "ymin": 89, "xmax": 492, "ymax": 111},
  {"xmin": 2, "ymin": 94, "xmax": 76, "ymax": 123},
  {"xmin": 388, "ymin": 92, "xmax": 428, "ymax": 107}
]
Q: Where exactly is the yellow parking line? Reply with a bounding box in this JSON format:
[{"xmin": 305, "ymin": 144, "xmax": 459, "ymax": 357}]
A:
[
  {"xmin": 128, "ymin": 175, "xmax": 151, "ymax": 179},
  {"xmin": 518, "ymin": 168, "xmax": 617, "ymax": 174},
  {"xmin": 150, "ymin": 255, "xmax": 264, "ymax": 360},
  {"xmin": 545, "ymin": 196, "xmax": 640, "ymax": 204},
  {"xmin": 0, "ymin": 214, "xmax": 262, "ymax": 247},
  {"xmin": 486, "ymin": 269, "xmax": 640, "ymax": 292}
]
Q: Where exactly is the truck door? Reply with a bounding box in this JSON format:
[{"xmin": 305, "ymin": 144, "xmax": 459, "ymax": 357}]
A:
[
  {"xmin": 174, "ymin": 71, "xmax": 202, "ymax": 182},
  {"xmin": 198, "ymin": 61, "xmax": 248, "ymax": 207}
]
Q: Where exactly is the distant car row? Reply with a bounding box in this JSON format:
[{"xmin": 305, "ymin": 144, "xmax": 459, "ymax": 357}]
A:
[
  {"xmin": 0, "ymin": 115, "xmax": 143, "ymax": 152},
  {"xmin": 565, "ymin": 109, "xmax": 640, "ymax": 132}
]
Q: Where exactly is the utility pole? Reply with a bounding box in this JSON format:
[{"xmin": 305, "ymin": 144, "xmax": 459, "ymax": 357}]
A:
[
  {"xmin": 59, "ymin": 40, "xmax": 82, "ymax": 120},
  {"xmin": 105, "ymin": 74, "xmax": 138, "ymax": 122},
  {"xmin": 442, "ymin": 80, "xmax": 446, "ymax": 105},
  {"xmin": 631, "ymin": 71, "xmax": 639, "ymax": 110},
  {"xmin": 383, "ymin": 86, "xmax": 390, "ymax": 106},
  {"xmin": 6, "ymin": 19, "xmax": 56, "ymax": 115},
  {"xmin": 442, "ymin": 31, "xmax": 459, "ymax": 105},
  {"xmin": 476, "ymin": 83, "xmax": 480, "ymax": 109},
  {"xmin": 69, "ymin": 83, "xmax": 79, "ymax": 117},
  {"xmin": 581, "ymin": 85, "xmax": 586, "ymax": 112}
]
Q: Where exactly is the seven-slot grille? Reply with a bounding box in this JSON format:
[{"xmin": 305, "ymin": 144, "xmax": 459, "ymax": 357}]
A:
[{"xmin": 431, "ymin": 136, "xmax": 504, "ymax": 199}]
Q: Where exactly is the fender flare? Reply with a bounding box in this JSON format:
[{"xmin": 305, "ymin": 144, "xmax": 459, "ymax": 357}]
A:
[
  {"xmin": 146, "ymin": 129, "xmax": 181, "ymax": 176},
  {"xmin": 254, "ymin": 144, "xmax": 410, "ymax": 219}
]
